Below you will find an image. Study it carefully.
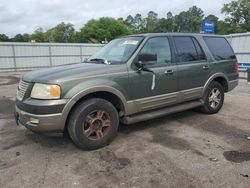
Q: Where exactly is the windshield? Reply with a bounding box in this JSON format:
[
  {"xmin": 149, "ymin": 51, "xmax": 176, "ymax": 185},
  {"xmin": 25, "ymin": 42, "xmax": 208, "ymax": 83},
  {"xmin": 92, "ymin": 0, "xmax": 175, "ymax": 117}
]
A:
[{"xmin": 89, "ymin": 36, "xmax": 144, "ymax": 64}]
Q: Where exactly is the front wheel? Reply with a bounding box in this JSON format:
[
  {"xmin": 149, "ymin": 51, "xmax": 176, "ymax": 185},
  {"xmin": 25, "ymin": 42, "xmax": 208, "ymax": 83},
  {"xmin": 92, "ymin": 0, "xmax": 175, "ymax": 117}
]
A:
[
  {"xmin": 68, "ymin": 98, "xmax": 119, "ymax": 150},
  {"xmin": 200, "ymin": 81, "xmax": 224, "ymax": 114}
]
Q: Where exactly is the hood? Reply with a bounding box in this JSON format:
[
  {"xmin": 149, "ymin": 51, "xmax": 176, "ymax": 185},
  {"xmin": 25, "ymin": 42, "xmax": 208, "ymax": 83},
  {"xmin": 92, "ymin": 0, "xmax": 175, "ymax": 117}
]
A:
[{"xmin": 22, "ymin": 63, "xmax": 116, "ymax": 83}]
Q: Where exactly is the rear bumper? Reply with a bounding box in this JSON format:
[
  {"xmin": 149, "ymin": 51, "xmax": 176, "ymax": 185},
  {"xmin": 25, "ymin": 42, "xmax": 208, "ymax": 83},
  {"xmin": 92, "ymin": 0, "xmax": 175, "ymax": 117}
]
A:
[
  {"xmin": 228, "ymin": 79, "xmax": 238, "ymax": 91},
  {"xmin": 15, "ymin": 106, "xmax": 65, "ymax": 133}
]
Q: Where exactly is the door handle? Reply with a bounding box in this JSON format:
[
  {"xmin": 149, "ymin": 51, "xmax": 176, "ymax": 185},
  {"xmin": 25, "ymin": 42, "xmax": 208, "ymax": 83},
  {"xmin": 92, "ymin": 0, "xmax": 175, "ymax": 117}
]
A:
[
  {"xmin": 164, "ymin": 70, "xmax": 173, "ymax": 75},
  {"xmin": 203, "ymin": 65, "xmax": 210, "ymax": 70}
]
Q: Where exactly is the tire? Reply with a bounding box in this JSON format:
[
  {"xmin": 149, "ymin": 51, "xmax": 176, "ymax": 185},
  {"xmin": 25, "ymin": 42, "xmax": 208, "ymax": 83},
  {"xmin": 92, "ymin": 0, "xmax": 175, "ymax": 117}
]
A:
[
  {"xmin": 68, "ymin": 98, "xmax": 119, "ymax": 150},
  {"xmin": 200, "ymin": 81, "xmax": 224, "ymax": 114}
]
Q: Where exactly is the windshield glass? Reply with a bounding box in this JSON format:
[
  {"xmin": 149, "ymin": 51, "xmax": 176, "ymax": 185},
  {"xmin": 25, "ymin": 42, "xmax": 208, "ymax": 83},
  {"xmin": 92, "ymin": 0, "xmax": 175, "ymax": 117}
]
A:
[{"xmin": 89, "ymin": 36, "xmax": 144, "ymax": 64}]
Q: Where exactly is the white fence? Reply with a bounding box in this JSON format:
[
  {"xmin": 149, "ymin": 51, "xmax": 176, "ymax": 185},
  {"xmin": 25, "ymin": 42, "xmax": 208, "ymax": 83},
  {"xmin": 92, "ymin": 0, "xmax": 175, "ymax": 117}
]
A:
[
  {"xmin": 227, "ymin": 32, "xmax": 250, "ymax": 69},
  {"xmin": 0, "ymin": 42, "xmax": 103, "ymax": 72},
  {"xmin": 1, "ymin": 33, "xmax": 250, "ymax": 72}
]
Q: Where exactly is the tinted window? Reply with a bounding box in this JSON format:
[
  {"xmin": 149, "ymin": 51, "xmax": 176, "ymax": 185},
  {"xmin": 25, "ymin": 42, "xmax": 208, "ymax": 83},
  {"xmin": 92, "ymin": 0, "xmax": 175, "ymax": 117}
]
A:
[
  {"xmin": 193, "ymin": 38, "xmax": 206, "ymax": 60},
  {"xmin": 203, "ymin": 37, "xmax": 236, "ymax": 60},
  {"xmin": 174, "ymin": 36, "xmax": 205, "ymax": 62},
  {"xmin": 140, "ymin": 37, "xmax": 172, "ymax": 64}
]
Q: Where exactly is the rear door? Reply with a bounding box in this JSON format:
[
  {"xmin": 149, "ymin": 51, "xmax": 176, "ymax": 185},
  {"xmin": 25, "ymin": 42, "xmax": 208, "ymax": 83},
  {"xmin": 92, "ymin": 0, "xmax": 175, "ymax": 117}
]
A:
[{"xmin": 173, "ymin": 36, "xmax": 211, "ymax": 102}]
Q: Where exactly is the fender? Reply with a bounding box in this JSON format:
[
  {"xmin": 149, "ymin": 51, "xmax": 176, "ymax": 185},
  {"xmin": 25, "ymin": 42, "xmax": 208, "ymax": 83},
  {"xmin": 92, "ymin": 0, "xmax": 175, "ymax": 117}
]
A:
[
  {"xmin": 60, "ymin": 80, "xmax": 129, "ymax": 126},
  {"xmin": 203, "ymin": 72, "xmax": 229, "ymax": 95}
]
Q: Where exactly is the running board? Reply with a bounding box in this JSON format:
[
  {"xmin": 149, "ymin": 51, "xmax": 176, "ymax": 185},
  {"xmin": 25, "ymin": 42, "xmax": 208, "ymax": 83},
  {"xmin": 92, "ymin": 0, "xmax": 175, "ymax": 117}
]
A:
[{"xmin": 122, "ymin": 100, "xmax": 204, "ymax": 124}]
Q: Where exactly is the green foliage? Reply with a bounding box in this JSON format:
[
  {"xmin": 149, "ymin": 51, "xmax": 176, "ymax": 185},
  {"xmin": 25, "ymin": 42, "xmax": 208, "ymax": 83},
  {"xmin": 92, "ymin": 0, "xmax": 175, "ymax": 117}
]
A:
[
  {"xmin": 216, "ymin": 21, "xmax": 247, "ymax": 35},
  {"xmin": 30, "ymin": 28, "xmax": 47, "ymax": 42},
  {"xmin": 146, "ymin": 11, "xmax": 158, "ymax": 32},
  {"xmin": 174, "ymin": 6, "xmax": 204, "ymax": 32},
  {"xmin": 0, "ymin": 34, "xmax": 9, "ymax": 42},
  {"xmin": 205, "ymin": 15, "xmax": 219, "ymax": 23},
  {"xmin": 222, "ymin": 0, "xmax": 250, "ymax": 31},
  {"xmin": 2, "ymin": 0, "xmax": 250, "ymax": 43},
  {"xmin": 154, "ymin": 18, "xmax": 173, "ymax": 33},
  {"xmin": 11, "ymin": 33, "xmax": 29, "ymax": 42},
  {"xmin": 46, "ymin": 22, "xmax": 75, "ymax": 43},
  {"xmin": 78, "ymin": 17, "xmax": 129, "ymax": 43},
  {"xmin": 124, "ymin": 14, "xmax": 146, "ymax": 33}
]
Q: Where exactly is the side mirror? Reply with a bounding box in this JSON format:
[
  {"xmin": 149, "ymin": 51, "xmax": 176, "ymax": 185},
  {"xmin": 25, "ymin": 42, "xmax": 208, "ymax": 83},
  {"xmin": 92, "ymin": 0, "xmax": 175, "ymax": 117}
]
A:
[
  {"xmin": 134, "ymin": 53, "xmax": 157, "ymax": 89},
  {"xmin": 138, "ymin": 53, "xmax": 157, "ymax": 62},
  {"xmin": 135, "ymin": 53, "xmax": 157, "ymax": 69}
]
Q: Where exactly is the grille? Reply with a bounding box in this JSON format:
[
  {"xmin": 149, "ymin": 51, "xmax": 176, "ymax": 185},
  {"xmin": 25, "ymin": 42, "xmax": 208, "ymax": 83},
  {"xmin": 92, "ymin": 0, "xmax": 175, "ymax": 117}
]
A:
[{"xmin": 17, "ymin": 80, "xmax": 29, "ymax": 101}]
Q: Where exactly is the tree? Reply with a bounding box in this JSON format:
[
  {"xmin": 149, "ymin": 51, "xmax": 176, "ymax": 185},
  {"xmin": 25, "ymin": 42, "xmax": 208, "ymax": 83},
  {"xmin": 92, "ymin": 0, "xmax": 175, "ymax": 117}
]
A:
[
  {"xmin": 188, "ymin": 6, "xmax": 204, "ymax": 32},
  {"xmin": 30, "ymin": 28, "xmax": 46, "ymax": 42},
  {"xmin": 134, "ymin": 14, "xmax": 146, "ymax": 32},
  {"xmin": 124, "ymin": 14, "xmax": 146, "ymax": 33},
  {"xmin": 167, "ymin": 12, "xmax": 173, "ymax": 19},
  {"xmin": 79, "ymin": 17, "xmax": 129, "ymax": 43},
  {"xmin": 11, "ymin": 33, "xmax": 30, "ymax": 42},
  {"xmin": 154, "ymin": 12, "xmax": 174, "ymax": 32},
  {"xmin": 216, "ymin": 20, "xmax": 246, "ymax": 34},
  {"xmin": 146, "ymin": 11, "xmax": 158, "ymax": 32},
  {"xmin": 222, "ymin": 0, "xmax": 250, "ymax": 31},
  {"xmin": 174, "ymin": 6, "xmax": 204, "ymax": 33},
  {"xmin": 125, "ymin": 15, "xmax": 135, "ymax": 29},
  {"xmin": 205, "ymin": 14, "xmax": 219, "ymax": 23},
  {"xmin": 174, "ymin": 11, "xmax": 188, "ymax": 32},
  {"xmin": 0, "ymin": 34, "xmax": 9, "ymax": 42},
  {"xmin": 46, "ymin": 22, "xmax": 75, "ymax": 43}
]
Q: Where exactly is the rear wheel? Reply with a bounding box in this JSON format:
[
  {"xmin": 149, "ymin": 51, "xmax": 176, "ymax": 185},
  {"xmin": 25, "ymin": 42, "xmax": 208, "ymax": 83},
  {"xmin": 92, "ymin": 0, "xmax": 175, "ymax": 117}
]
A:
[
  {"xmin": 68, "ymin": 98, "xmax": 119, "ymax": 150},
  {"xmin": 200, "ymin": 81, "xmax": 224, "ymax": 114}
]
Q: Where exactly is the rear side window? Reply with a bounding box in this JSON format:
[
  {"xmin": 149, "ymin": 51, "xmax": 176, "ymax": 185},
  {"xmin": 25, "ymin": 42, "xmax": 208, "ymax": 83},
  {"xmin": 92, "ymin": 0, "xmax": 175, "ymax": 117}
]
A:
[
  {"xmin": 173, "ymin": 36, "xmax": 206, "ymax": 62},
  {"xmin": 203, "ymin": 37, "xmax": 236, "ymax": 60},
  {"xmin": 193, "ymin": 38, "xmax": 206, "ymax": 60}
]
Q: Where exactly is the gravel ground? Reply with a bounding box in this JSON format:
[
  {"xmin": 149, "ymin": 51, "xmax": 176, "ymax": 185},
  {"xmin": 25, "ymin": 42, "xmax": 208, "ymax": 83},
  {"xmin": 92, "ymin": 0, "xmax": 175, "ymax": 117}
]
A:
[{"xmin": 0, "ymin": 72, "xmax": 250, "ymax": 188}]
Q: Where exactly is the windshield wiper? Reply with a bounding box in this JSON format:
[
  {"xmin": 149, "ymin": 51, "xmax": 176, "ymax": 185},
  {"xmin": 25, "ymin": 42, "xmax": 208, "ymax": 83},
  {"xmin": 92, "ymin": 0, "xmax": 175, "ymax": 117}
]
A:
[{"xmin": 89, "ymin": 58, "xmax": 110, "ymax": 65}]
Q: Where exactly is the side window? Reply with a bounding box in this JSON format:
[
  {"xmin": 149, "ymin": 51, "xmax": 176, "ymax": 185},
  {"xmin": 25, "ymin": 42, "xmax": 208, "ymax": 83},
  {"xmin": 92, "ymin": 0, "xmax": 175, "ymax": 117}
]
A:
[
  {"xmin": 203, "ymin": 37, "xmax": 236, "ymax": 60},
  {"xmin": 140, "ymin": 37, "xmax": 172, "ymax": 64},
  {"xmin": 192, "ymin": 38, "xmax": 206, "ymax": 60},
  {"xmin": 173, "ymin": 36, "xmax": 205, "ymax": 63}
]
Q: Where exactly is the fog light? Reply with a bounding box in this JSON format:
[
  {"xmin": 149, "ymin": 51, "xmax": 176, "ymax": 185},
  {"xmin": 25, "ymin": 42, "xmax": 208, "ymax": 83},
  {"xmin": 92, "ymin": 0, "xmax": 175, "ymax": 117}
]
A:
[{"xmin": 30, "ymin": 118, "xmax": 39, "ymax": 124}]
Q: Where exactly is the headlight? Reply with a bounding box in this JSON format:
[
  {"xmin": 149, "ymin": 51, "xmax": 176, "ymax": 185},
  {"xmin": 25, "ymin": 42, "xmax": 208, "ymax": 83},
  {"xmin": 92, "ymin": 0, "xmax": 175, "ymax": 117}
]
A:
[{"xmin": 31, "ymin": 83, "xmax": 61, "ymax": 99}]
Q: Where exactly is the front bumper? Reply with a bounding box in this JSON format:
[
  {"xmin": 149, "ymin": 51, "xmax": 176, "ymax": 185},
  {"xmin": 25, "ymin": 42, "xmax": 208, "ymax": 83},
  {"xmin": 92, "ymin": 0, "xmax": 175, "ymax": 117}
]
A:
[{"xmin": 15, "ymin": 103, "xmax": 66, "ymax": 133}]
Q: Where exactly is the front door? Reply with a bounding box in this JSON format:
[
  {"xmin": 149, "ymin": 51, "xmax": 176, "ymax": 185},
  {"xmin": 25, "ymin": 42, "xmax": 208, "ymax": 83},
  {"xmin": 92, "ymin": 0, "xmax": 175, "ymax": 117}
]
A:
[{"xmin": 129, "ymin": 36, "xmax": 178, "ymax": 112}]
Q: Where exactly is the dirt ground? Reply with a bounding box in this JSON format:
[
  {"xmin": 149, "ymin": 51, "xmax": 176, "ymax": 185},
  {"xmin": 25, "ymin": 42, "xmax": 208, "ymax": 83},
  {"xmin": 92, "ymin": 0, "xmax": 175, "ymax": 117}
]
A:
[{"xmin": 0, "ymin": 72, "xmax": 250, "ymax": 188}]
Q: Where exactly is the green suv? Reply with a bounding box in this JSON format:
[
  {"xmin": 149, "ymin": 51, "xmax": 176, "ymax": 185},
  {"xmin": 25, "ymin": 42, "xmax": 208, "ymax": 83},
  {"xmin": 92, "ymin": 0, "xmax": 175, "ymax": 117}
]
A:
[{"xmin": 15, "ymin": 33, "xmax": 238, "ymax": 150}]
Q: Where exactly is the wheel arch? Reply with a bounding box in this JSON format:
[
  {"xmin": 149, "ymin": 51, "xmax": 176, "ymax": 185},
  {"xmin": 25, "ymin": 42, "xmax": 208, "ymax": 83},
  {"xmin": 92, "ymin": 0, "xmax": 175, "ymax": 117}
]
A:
[
  {"xmin": 61, "ymin": 87, "xmax": 128, "ymax": 132},
  {"xmin": 203, "ymin": 73, "xmax": 229, "ymax": 94}
]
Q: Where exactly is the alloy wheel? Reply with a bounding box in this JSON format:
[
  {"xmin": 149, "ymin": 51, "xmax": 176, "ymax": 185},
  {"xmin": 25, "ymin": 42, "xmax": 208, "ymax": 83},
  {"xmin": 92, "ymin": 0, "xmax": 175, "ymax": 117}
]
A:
[
  {"xmin": 83, "ymin": 110, "xmax": 111, "ymax": 140},
  {"xmin": 208, "ymin": 88, "xmax": 221, "ymax": 109}
]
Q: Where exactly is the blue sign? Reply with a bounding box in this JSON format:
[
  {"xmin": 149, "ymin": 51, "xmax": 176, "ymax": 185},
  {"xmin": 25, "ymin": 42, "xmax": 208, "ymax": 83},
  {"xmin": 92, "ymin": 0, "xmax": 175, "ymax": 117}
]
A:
[
  {"xmin": 238, "ymin": 63, "xmax": 250, "ymax": 69},
  {"xmin": 202, "ymin": 20, "xmax": 215, "ymax": 33}
]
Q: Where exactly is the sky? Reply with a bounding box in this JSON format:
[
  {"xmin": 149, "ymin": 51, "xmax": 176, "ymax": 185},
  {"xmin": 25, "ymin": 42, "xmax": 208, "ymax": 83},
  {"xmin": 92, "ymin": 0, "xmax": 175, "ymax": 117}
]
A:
[{"xmin": 0, "ymin": 0, "xmax": 232, "ymax": 37}]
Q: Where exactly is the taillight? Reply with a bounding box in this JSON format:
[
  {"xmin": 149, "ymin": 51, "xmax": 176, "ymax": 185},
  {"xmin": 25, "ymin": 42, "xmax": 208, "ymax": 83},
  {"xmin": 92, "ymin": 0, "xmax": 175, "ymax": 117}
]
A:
[{"xmin": 234, "ymin": 61, "xmax": 238, "ymax": 73}]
